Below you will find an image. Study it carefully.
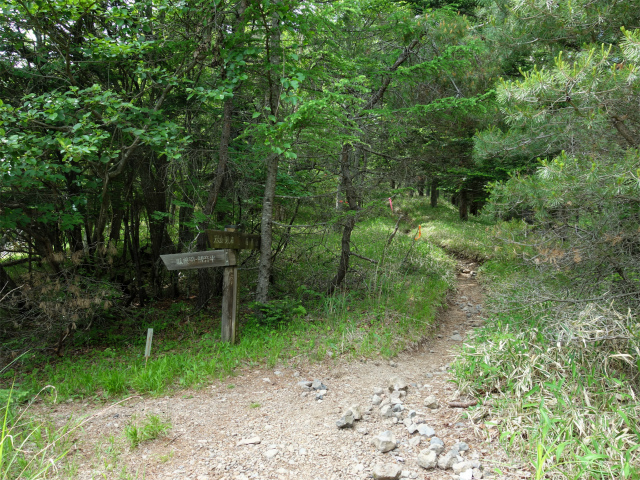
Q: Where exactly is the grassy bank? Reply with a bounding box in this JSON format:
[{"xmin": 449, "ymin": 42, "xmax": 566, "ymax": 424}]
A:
[{"xmin": 415, "ymin": 203, "xmax": 640, "ymax": 479}]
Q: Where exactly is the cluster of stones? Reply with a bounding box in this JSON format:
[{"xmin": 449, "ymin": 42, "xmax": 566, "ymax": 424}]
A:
[
  {"xmin": 337, "ymin": 375, "xmax": 484, "ymax": 480},
  {"xmin": 456, "ymin": 296, "xmax": 483, "ymax": 320},
  {"xmin": 297, "ymin": 379, "xmax": 328, "ymax": 400}
]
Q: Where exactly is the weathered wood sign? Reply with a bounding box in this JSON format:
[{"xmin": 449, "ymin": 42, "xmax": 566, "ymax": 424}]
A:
[
  {"xmin": 206, "ymin": 230, "xmax": 260, "ymax": 250},
  {"xmin": 159, "ymin": 227, "xmax": 259, "ymax": 344},
  {"xmin": 160, "ymin": 249, "xmax": 235, "ymax": 271}
]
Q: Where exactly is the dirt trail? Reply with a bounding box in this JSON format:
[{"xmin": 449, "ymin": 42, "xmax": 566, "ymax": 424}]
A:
[{"xmin": 51, "ymin": 260, "xmax": 529, "ymax": 480}]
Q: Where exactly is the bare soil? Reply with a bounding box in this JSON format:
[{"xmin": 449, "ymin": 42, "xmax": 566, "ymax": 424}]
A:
[{"xmin": 47, "ymin": 260, "xmax": 532, "ymax": 480}]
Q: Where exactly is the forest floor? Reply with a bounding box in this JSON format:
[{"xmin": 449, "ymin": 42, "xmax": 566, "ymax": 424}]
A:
[{"xmin": 41, "ymin": 259, "xmax": 531, "ymax": 480}]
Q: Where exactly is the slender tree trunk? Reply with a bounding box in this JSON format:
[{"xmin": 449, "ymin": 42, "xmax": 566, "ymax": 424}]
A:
[
  {"xmin": 417, "ymin": 175, "xmax": 425, "ymax": 196},
  {"xmin": 129, "ymin": 202, "xmax": 146, "ymax": 306},
  {"xmin": 255, "ymin": 7, "xmax": 282, "ymax": 303},
  {"xmin": 68, "ymin": 225, "xmax": 84, "ymax": 252},
  {"xmin": 256, "ymin": 153, "xmax": 279, "ymax": 303},
  {"xmin": 193, "ymin": 0, "xmax": 247, "ymax": 307},
  {"xmin": 430, "ymin": 178, "xmax": 438, "ymax": 208},
  {"xmin": 459, "ymin": 189, "xmax": 469, "ymax": 221},
  {"xmin": 328, "ymin": 144, "xmax": 359, "ymax": 294},
  {"xmin": 327, "ymin": 37, "xmax": 423, "ymax": 294},
  {"xmin": 92, "ymin": 184, "xmax": 111, "ymax": 249},
  {"xmin": 203, "ymin": 97, "xmax": 234, "ymax": 217},
  {"xmin": 178, "ymin": 205, "xmax": 194, "ymax": 251},
  {"xmin": 140, "ymin": 153, "xmax": 171, "ymax": 298},
  {"xmin": 109, "ymin": 172, "xmax": 134, "ymax": 247},
  {"xmin": 197, "ymin": 96, "xmax": 234, "ymax": 308},
  {"xmin": 28, "ymin": 226, "xmax": 61, "ymax": 273},
  {"xmin": 109, "ymin": 207, "xmax": 124, "ymax": 245}
]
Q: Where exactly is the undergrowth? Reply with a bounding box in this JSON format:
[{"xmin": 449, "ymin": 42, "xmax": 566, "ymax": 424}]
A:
[
  {"xmin": 444, "ymin": 212, "xmax": 640, "ymax": 479},
  {"xmin": 403, "ymin": 202, "xmax": 499, "ymax": 261},
  {"xmin": 0, "ymin": 384, "xmax": 75, "ymax": 480},
  {"xmin": 6, "ymin": 204, "xmax": 454, "ymax": 403}
]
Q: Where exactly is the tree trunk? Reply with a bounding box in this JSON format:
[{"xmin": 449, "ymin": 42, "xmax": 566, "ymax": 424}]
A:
[
  {"xmin": 417, "ymin": 175, "xmax": 425, "ymax": 196},
  {"xmin": 255, "ymin": 153, "xmax": 279, "ymax": 303},
  {"xmin": 255, "ymin": 8, "xmax": 282, "ymax": 303},
  {"xmin": 68, "ymin": 225, "xmax": 84, "ymax": 252},
  {"xmin": 178, "ymin": 205, "xmax": 194, "ymax": 251},
  {"xmin": 459, "ymin": 189, "xmax": 469, "ymax": 221},
  {"xmin": 28, "ymin": 226, "xmax": 61, "ymax": 273},
  {"xmin": 430, "ymin": 178, "xmax": 438, "ymax": 208},
  {"xmin": 328, "ymin": 216, "xmax": 355, "ymax": 295},
  {"xmin": 129, "ymin": 202, "xmax": 146, "ymax": 306},
  {"xmin": 328, "ymin": 144, "xmax": 359, "ymax": 295},
  {"xmin": 109, "ymin": 173, "xmax": 134, "ymax": 247},
  {"xmin": 91, "ymin": 184, "xmax": 111, "ymax": 250},
  {"xmin": 197, "ymin": 96, "xmax": 235, "ymax": 307},
  {"xmin": 326, "ymin": 37, "xmax": 423, "ymax": 294},
  {"xmin": 139, "ymin": 153, "xmax": 171, "ymax": 298},
  {"xmin": 109, "ymin": 207, "xmax": 124, "ymax": 245},
  {"xmin": 203, "ymin": 98, "xmax": 234, "ymax": 218}
]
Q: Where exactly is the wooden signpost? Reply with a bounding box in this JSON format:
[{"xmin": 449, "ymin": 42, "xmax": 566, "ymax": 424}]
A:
[{"xmin": 160, "ymin": 226, "xmax": 260, "ymax": 344}]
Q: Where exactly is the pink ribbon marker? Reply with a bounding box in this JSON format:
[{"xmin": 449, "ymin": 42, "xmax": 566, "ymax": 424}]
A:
[{"xmin": 388, "ymin": 197, "xmax": 393, "ymax": 212}]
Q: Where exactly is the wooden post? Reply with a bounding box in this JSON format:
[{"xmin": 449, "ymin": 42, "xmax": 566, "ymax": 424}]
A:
[
  {"xmin": 221, "ymin": 226, "xmax": 238, "ymax": 343},
  {"xmin": 144, "ymin": 328, "xmax": 153, "ymax": 367},
  {"xmin": 160, "ymin": 227, "xmax": 259, "ymax": 345}
]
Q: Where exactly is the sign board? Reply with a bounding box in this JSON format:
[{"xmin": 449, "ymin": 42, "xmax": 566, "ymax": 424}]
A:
[
  {"xmin": 160, "ymin": 249, "xmax": 236, "ymax": 271},
  {"xmin": 206, "ymin": 230, "xmax": 260, "ymax": 250},
  {"xmin": 160, "ymin": 227, "xmax": 259, "ymax": 345}
]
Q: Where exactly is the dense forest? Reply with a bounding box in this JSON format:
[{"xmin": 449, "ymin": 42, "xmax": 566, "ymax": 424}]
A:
[
  {"xmin": 1, "ymin": 0, "xmax": 640, "ymax": 477},
  {"xmin": 0, "ymin": 0, "xmax": 503, "ymax": 352},
  {"xmin": 4, "ymin": 0, "xmax": 637, "ymax": 351}
]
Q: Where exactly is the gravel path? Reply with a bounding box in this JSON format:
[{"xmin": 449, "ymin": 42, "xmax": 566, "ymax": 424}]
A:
[{"xmin": 51, "ymin": 260, "xmax": 530, "ymax": 480}]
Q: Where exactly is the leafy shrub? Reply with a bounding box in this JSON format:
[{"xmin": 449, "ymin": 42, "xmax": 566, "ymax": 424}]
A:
[{"xmin": 247, "ymin": 299, "xmax": 307, "ymax": 330}]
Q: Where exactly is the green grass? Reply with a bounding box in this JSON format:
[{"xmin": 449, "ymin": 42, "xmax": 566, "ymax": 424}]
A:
[
  {"xmin": 91, "ymin": 432, "xmax": 149, "ymax": 479},
  {"xmin": 398, "ymin": 200, "xmax": 499, "ymax": 261},
  {"xmin": 124, "ymin": 414, "xmax": 171, "ymax": 449},
  {"xmin": 420, "ymin": 203, "xmax": 640, "ymax": 479},
  {"xmin": 0, "ymin": 384, "xmax": 75, "ymax": 480}
]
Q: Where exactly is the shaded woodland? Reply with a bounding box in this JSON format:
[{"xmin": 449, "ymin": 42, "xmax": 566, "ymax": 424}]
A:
[{"xmin": 2, "ymin": 0, "xmax": 640, "ymax": 359}]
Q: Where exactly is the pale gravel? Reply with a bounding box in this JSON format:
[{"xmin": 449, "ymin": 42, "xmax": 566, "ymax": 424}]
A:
[{"xmin": 44, "ymin": 261, "xmax": 532, "ymax": 480}]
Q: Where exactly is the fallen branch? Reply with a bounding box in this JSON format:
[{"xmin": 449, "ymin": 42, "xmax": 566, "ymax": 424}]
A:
[
  {"xmin": 448, "ymin": 400, "xmax": 478, "ymax": 408},
  {"xmin": 272, "ymin": 221, "xmax": 330, "ymax": 228},
  {"xmin": 349, "ymin": 252, "xmax": 378, "ymax": 264}
]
